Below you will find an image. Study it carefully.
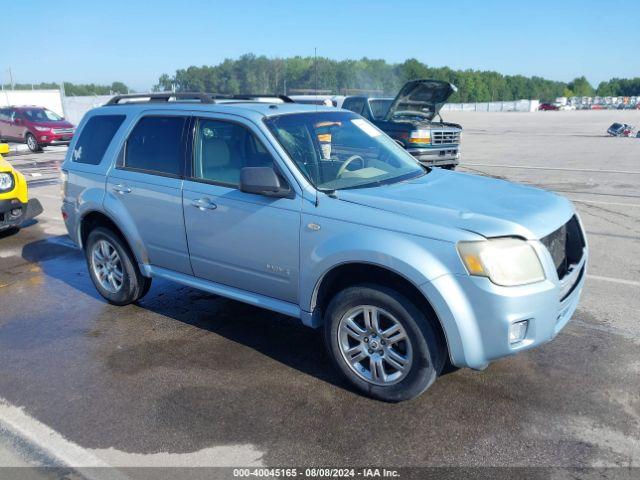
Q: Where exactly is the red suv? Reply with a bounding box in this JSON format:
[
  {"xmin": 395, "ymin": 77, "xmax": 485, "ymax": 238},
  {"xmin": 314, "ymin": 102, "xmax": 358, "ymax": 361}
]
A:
[{"xmin": 0, "ymin": 106, "xmax": 75, "ymax": 152}]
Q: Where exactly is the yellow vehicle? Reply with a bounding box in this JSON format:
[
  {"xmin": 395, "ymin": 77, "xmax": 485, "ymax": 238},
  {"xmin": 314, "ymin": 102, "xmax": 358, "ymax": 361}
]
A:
[{"xmin": 0, "ymin": 143, "xmax": 42, "ymax": 231}]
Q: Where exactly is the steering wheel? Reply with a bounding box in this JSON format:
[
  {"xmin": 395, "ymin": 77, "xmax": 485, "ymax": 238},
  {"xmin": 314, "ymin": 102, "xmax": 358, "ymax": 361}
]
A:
[{"xmin": 337, "ymin": 155, "xmax": 365, "ymax": 177}]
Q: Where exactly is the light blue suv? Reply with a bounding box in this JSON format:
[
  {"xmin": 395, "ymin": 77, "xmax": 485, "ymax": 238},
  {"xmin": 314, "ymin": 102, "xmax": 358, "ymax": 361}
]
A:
[{"xmin": 61, "ymin": 93, "xmax": 587, "ymax": 402}]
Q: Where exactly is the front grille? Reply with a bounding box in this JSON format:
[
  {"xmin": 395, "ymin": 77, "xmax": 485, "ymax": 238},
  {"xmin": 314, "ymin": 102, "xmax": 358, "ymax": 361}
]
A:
[
  {"xmin": 53, "ymin": 128, "xmax": 74, "ymax": 135},
  {"xmin": 431, "ymin": 130, "xmax": 461, "ymax": 145},
  {"xmin": 541, "ymin": 215, "xmax": 585, "ymax": 279}
]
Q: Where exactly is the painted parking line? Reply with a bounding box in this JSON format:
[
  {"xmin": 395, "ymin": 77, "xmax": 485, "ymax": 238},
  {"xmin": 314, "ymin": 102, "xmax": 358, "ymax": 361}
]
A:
[
  {"xmin": 463, "ymin": 163, "xmax": 640, "ymax": 175},
  {"xmin": 0, "ymin": 398, "xmax": 264, "ymax": 472},
  {"xmin": 30, "ymin": 192, "xmax": 61, "ymax": 200},
  {"xmin": 587, "ymin": 274, "xmax": 640, "ymax": 287},
  {"xmin": 0, "ymin": 399, "xmax": 118, "ymax": 480},
  {"xmin": 571, "ymin": 198, "xmax": 640, "ymax": 208}
]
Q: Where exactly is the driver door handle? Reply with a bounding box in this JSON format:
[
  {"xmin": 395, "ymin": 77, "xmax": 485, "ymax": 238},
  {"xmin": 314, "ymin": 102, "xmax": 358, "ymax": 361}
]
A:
[{"xmin": 191, "ymin": 198, "xmax": 217, "ymax": 211}]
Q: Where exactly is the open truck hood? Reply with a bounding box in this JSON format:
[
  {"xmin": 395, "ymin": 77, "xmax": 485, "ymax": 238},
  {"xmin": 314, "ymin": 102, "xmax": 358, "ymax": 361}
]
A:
[{"xmin": 384, "ymin": 79, "xmax": 457, "ymax": 122}]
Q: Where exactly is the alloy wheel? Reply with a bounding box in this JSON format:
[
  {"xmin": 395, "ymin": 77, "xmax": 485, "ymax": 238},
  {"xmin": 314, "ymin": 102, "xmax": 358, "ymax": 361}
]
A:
[
  {"xmin": 337, "ymin": 305, "xmax": 413, "ymax": 386},
  {"xmin": 27, "ymin": 135, "xmax": 37, "ymax": 151},
  {"xmin": 91, "ymin": 239, "xmax": 124, "ymax": 294}
]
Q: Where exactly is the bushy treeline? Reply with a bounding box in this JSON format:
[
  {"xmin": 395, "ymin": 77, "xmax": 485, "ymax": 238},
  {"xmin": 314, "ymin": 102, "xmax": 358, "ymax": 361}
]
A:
[
  {"xmin": 7, "ymin": 82, "xmax": 130, "ymax": 96},
  {"xmin": 596, "ymin": 78, "xmax": 640, "ymax": 97},
  {"xmin": 154, "ymin": 54, "xmax": 596, "ymax": 102}
]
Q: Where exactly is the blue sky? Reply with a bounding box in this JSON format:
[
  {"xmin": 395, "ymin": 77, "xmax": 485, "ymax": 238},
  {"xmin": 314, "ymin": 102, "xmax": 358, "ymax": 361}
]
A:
[{"xmin": 3, "ymin": 0, "xmax": 637, "ymax": 91}]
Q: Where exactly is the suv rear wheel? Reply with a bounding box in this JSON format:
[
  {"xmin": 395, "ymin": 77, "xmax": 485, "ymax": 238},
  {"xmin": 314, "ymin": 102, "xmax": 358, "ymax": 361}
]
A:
[
  {"xmin": 26, "ymin": 133, "xmax": 42, "ymax": 152},
  {"xmin": 324, "ymin": 284, "xmax": 445, "ymax": 402},
  {"xmin": 85, "ymin": 227, "xmax": 151, "ymax": 305}
]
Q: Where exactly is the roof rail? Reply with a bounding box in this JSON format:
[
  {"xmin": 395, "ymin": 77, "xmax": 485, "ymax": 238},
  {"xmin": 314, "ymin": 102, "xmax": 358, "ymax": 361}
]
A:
[
  {"xmin": 105, "ymin": 92, "xmax": 215, "ymax": 106},
  {"xmin": 231, "ymin": 94, "xmax": 294, "ymax": 103}
]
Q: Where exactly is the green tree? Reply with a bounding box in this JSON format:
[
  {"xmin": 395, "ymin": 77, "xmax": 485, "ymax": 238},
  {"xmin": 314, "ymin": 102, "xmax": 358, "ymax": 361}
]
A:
[
  {"xmin": 152, "ymin": 54, "xmax": 639, "ymax": 102},
  {"xmin": 566, "ymin": 76, "xmax": 595, "ymax": 97}
]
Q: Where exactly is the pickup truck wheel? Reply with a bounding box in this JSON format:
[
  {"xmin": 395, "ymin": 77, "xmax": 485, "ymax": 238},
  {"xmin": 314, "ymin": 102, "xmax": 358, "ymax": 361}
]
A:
[
  {"xmin": 324, "ymin": 284, "xmax": 444, "ymax": 402},
  {"xmin": 85, "ymin": 227, "xmax": 151, "ymax": 306},
  {"xmin": 26, "ymin": 133, "xmax": 42, "ymax": 152}
]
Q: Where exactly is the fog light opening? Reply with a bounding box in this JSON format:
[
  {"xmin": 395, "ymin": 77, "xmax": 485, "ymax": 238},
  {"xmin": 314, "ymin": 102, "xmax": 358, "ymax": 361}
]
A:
[
  {"xmin": 9, "ymin": 208, "xmax": 22, "ymax": 219},
  {"xmin": 509, "ymin": 320, "xmax": 529, "ymax": 344}
]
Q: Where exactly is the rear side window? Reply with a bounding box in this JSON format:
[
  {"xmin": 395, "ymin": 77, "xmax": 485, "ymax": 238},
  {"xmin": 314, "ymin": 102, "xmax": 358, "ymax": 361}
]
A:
[
  {"xmin": 342, "ymin": 97, "xmax": 365, "ymax": 115},
  {"xmin": 72, "ymin": 115, "xmax": 125, "ymax": 165},
  {"xmin": 124, "ymin": 116, "xmax": 186, "ymax": 176}
]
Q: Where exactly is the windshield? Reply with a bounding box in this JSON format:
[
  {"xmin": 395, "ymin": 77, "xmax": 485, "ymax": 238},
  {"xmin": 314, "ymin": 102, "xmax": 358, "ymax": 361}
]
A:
[
  {"xmin": 22, "ymin": 108, "xmax": 63, "ymax": 122},
  {"xmin": 368, "ymin": 99, "xmax": 393, "ymax": 120},
  {"xmin": 265, "ymin": 111, "xmax": 425, "ymax": 191}
]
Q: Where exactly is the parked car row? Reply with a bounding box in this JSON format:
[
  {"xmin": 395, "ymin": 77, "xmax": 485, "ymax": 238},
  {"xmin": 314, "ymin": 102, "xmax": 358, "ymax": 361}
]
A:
[{"xmin": 540, "ymin": 101, "xmax": 640, "ymax": 111}]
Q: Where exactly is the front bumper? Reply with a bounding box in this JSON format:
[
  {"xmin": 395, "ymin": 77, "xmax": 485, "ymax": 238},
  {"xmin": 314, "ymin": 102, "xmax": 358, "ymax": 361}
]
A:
[
  {"xmin": 0, "ymin": 198, "xmax": 43, "ymax": 230},
  {"xmin": 407, "ymin": 147, "xmax": 460, "ymax": 167},
  {"xmin": 35, "ymin": 131, "xmax": 74, "ymax": 146},
  {"xmin": 421, "ymin": 241, "xmax": 587, "ymax": 369}
]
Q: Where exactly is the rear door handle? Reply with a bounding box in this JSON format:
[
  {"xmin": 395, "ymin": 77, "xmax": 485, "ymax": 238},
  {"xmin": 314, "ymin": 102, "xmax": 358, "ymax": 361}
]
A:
[
  {"xmin": 113, "ymin": 184, "xmax": 131, "ymax": 194},
  {"xmin": 191, "ymin": 198, "xmax": 217, "ymax": 211}
]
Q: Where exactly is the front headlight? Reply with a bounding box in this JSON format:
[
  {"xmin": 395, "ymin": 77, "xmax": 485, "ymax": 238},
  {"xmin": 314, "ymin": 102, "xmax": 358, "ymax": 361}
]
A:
[
  {"xmin": 0, "ymin": 172, "xmax": 15, "ymax": 192},
  {"xmin": 34, "ymin": 126, "xmax": 51, "ymax": 132},
  {"xmin": 409, "ymin": 130, "xmax": 431, "ymax": 144},
  {"xmin": 457, "ymin": 238, "xmax": 545, "ymax": 286}
]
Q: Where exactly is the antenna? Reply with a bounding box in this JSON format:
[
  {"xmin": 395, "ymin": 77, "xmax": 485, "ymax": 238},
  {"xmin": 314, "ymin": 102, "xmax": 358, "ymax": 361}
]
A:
[
  {"xmin": 314, "ymin": 47, "xmax": 318, "ymax": 111},
  {"xmin": 314, "ymin": 47, "xmax": 319, "ymax": 207}
]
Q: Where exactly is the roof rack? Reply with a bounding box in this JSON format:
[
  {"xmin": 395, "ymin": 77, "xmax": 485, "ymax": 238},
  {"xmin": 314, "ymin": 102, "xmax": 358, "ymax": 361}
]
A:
[{"xmin": 105, "ymin": 92, "xmax": 215, "ymax": 106}]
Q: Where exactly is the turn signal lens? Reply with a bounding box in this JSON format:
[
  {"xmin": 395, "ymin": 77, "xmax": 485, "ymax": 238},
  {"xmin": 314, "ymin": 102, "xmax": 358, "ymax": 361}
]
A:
[{"xmin": 463, "ymin": 254, "xmax": 485, "ymax": 275}]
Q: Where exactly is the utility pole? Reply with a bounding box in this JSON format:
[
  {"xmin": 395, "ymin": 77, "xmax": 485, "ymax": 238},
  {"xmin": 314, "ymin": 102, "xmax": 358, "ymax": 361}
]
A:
[
  {"xmin": 8, "ymin": 68, "xmax": 14, "ymax": 90},
  {"xmin": 59, "ymin": 81, "xmax": 68, "ymax": 120}
]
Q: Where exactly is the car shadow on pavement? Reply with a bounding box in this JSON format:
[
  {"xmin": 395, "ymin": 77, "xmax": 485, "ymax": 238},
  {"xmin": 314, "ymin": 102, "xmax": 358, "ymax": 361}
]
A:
[{"xmin": 20, "ymin": 235, "xmax": 352, "ymax": 393}]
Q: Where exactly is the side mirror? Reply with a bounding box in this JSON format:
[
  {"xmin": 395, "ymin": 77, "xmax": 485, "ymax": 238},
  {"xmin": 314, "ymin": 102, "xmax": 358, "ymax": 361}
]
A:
[
  {"xmin": 0, "ymin": 143, "xmax": 9, "ymax": 155},
  {"xmin": 13, "ymin": 118, "xmax": 21, "ymax": 125},
  {"xmin": 240, "ymin": 167, "xmax": 291, "ymax": 198}
]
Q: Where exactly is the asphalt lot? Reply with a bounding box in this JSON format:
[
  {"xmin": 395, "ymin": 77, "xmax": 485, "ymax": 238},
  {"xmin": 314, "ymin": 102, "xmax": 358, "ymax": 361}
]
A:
[{"xmin": 0, "ymin": 111, "xmax": 638, "ymax": 476}]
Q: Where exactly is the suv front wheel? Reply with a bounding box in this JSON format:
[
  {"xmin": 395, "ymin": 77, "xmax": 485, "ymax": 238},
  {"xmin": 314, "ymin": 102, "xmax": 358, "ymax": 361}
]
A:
[
  {"xmin": 324, "ymin": 285, "xmax": 445, "ymax": 402},
  {"xmin": 85, "ymin": 227, "xmax": 151, "ymax": 305},
  {"xmin": 26, "ymin": 133, "xmax": 42, "ymax": 152}
]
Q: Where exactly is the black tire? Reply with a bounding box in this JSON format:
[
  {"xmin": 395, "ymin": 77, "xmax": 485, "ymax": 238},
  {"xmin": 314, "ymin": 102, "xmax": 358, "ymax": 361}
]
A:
[
  {"xmin": 26, "ymin": 133, "xmax": 42, "ymax": 152},
  {"xmin": 85, "ymin": 227, "xmax": 151, "ymax": 306},
  {"xmin": 324, "ymin": 284, "xmax": 445, "ymax": 402},
  {"xmin": 0, "ymin": 226, "xmax": 20, "ymax": 237},
  {"xmin": 136, "ymin": 276, "xmax": 153, "ymax": 302}
]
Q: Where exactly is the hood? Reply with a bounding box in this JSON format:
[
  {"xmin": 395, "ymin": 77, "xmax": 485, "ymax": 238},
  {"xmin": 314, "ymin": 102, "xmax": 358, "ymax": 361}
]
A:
[
  {"xmin": 336, "ymin": 170, "xmax": 575, "ymax": 240},
  {"xmin": 384, "ymin": 79, "xmax": 457, "ymax": 122},
  {"xmin": 0, "ymin": 157, "xmax": 12, "ymax": 172},
  {"xmin": 31, "ymin": 120, "xmax": 74, "ymax": 128}
]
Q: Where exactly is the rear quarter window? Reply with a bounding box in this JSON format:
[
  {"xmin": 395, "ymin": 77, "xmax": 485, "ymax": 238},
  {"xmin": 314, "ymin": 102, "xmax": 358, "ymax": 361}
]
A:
[{"xmin": 72, "ymin": 115, "xmax": 126, "ymax": 165}]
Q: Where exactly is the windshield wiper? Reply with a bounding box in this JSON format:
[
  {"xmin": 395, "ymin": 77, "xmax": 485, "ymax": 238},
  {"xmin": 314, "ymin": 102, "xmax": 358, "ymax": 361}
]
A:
[{"xmin": 339, "ymin": 170, "xmax": 428, "ymax": 190}]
